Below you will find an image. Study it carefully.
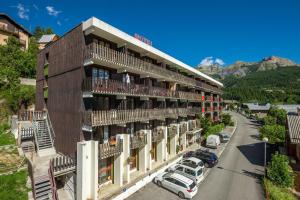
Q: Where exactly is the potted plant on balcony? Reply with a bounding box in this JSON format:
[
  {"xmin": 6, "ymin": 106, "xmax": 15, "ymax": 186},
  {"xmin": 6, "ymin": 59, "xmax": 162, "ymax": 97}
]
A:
[
  {"xmin": 176, "ymin": 145, "xmax": 180, "ymax": 154},
  {"xmin": 109, "ymin": 136, "xmax": 117, "ymax": 146}
]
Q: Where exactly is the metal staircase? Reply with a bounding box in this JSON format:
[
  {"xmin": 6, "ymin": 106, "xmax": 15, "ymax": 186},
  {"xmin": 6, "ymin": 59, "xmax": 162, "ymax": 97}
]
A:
[{"xmin": 34, "ymin": 176, "xmax": 52, "ymax": 200}]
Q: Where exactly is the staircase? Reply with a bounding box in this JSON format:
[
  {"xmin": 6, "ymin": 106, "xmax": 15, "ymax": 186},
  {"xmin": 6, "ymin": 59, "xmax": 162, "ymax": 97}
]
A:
[
  {"xmin": 33, "ymin": 176, "xmax": 52, "ymax": 200},
  {"xmin": 32, "ymin": 112, "xmax": 56, "ymax": 157}
]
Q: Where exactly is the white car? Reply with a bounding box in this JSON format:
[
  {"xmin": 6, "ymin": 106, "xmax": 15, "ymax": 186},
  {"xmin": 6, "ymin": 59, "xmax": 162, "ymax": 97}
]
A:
[
  {"xmin": 179, "ymin": 157, "xmax": 204, "ymax": 169},
  {"xmin": 154, "ymin": 172, "xmax": 198, "ymax": 199},
  {"xmin": 169, "ymin": 163, "xmax": 204, "ymax": 184},
  {"xmin": 206, "ymin": 134, "xmax": 220, "ymax": 149}
]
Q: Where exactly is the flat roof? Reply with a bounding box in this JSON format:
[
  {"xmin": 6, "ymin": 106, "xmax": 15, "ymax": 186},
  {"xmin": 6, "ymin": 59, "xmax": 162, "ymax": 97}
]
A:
[{"xmin": 82, "ymin": 17, "xmax": 223, "ymax": 87}]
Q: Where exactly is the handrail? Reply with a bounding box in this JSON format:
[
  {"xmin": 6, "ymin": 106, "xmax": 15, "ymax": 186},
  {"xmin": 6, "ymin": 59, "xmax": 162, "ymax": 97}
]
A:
[
  {"xmin": 32, "ymin": 114, "xmax": 40, "ymax": 151},
  {"xmin": 49, "ymin": 161, "xmax": 59, "ymax": 200},
  {"xmin": 46, "ymin": 112, "xmax": 55, "ymax": 146},
  {"xmin": 84, "ymin": 43, "xmax": 222, "ymax": 94}
]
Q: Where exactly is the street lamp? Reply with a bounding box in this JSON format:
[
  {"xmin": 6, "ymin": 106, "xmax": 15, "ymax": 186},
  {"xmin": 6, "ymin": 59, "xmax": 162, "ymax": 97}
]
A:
[{"xmin": 263, "ymin": 137, "xmax": 268, "ymax": 175}]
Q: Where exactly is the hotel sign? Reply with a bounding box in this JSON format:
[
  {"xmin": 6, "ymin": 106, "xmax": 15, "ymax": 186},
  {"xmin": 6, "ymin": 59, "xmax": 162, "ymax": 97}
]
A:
[{"xmin": 134, "ymin": 33, "xmax": 152, "ymax": 46}]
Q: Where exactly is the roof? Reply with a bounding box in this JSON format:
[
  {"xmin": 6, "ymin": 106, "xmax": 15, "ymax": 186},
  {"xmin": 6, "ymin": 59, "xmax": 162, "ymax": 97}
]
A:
[
  {"xmin": 170, "ymin": 173, "xmax": 194, "ymax": 184},
  {"xmin": 0, "ymin": 13, "xmax": 31, "ymax": 36},
  {"xmin": 38, "ymin": 34, "xmax": 57, "ymax": 43},
  {"xmin": 277, "ymin": 105, "xmax": 300, "ymax": 114},
  {"xmin": 185, "ymin": 157, "xmax": 202, "ymax": 163},
  {"xmin": 243, "ymin": 103, "xmax": 271, "ymax": 111},
  {"xmin": 82, "ymin": 17, "xmax": 223, "ymax": 87},
  {"xmin": 287, "ymin": 114, "xmax": 300, "ymax": 143}
]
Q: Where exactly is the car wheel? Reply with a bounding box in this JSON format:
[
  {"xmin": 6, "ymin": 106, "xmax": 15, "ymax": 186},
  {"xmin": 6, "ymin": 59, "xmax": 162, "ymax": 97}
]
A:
[
  {"xmin": 157, "ymin": 180, "xmax": 162, "ymax": 187},
  {"xmin": 204, "ymin": 163, "xmax": 209, "ymax": 168},
  {"xmin": 178, "ymin": 191, "xmax": 185, "ymax": 199}
]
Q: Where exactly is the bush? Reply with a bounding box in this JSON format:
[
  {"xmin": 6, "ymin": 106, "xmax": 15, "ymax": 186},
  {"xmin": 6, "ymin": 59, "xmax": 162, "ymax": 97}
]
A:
[
  {"xmin": 204, "ymin": 123, "xmax": 224, "ymax": 139},
  {"xmin": 267, "ymin": 153, "xmax": 294, "ymax": 188},
  {"xmin": 264, "ymin": 178, "xmax": 296, "ymax": 200},
  {"xmin": 264, "ymin": 116, "xmax": 276, "ymax": 125},
  {"xmin": 221, "ymin": 113, "xmax": 232, "ymax": 126},
  {"xmin": 260, "ymin": 125, "xmax": 285, "ymax": 143}
]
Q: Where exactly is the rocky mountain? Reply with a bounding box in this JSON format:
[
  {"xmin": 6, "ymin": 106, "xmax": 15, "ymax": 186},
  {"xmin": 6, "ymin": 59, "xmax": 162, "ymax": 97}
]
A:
[{"xmin": 197, "ymin": 56, "xmax": 299, "ymax": 78}]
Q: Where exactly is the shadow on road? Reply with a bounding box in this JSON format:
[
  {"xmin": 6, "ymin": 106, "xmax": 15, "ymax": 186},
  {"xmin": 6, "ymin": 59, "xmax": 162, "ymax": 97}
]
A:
[
  {"xmin": 236, "ymin": 142, "xmax": 264, "ymax": 166},
  {"xmin": 216, "ymin": 166, "xmax": 263, "ymax": 182}
]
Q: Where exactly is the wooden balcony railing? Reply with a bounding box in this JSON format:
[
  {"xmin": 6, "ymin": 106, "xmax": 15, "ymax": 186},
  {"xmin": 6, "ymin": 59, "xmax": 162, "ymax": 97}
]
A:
[
  {"xmin": 18, "ymin": 110, "xmax": 46, "ymax": 121},
  {"xmin": 84, "ymin": 43, "xmax": 222, "ymax": 94},
  {"xmin": 84, "ymin": 107, "xmax": 201, "ymax": 127},
  {"xmin": 168, "ymin": 125, "xmax": 177, "ymax": 138},
  {"xmin": 50, "ymin": 155, "xmax": 76, "ymax": 177},
  {"xmin": 82, "ymin": 77, "xmax": 202, "ymax": 101},
  {"xmin": 205, "ymin": 107, "xmax": 212, "ymax": 112},
  {"xmin": 130, "ymin": 134, "xmax": 147, "ymax": 149},
  {"xmin": 99, "ymin": 139, "xmax": 123, "ymax": 160},
  {"xmin": 152, "ymin": 128, "xmax": 164, "ymax": 142},
  {"xmin": 205, "ymin": 96, "xmax": 212, "ymax": 101}
]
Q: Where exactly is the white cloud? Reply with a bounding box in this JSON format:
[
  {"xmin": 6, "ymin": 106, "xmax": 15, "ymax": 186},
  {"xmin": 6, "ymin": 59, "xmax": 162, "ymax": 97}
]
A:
[
  {"xmin": 46, "ymin": 6, "xmax": 61, "ymax": 16},
  {"xmin": 199, "ymin": 57, "xmax": 225, "ymax": 66},
  {"xmin": 200, "ymin": 57, "xmax": 214, "ymax": 66},
  {"xmin": 33, "ymin": 4, "xmax": 39, "ymax": 10},
  {"xmin": 215, "ymin": 58, "xmax": 225, "ymax": 66},
  {"xmin": 17, "ymin": 3, "xmax": 29, "ymax": 20},
  {"xmin": 57, "ymin": 20, "xmax": 62, "ymax": 26}
]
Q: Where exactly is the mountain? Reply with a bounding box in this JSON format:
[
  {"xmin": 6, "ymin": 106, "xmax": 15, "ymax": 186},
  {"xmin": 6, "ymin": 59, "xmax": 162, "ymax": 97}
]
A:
[
  {"xmin": 197, "ymin": 56, "xmax": 300, "ymax": 78},
  {"xmin": 196, "ymin": 56, "xmax": 300, "ymax": 104}
]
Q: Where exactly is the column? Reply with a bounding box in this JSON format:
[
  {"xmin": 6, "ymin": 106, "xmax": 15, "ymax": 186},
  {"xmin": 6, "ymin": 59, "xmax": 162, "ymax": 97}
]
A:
[
  {"xmin": 114, "ymin": 135, "xmax": 124, "ymax": 186},
  {"xmin": 76, "ymin": 140, "xmax": 98, "ymax": 200},
  {"xmin": 146, "ymin": 130, "xmax": 152, "ymax": 170},
  {"xmin": 138, "ymin": 144, "xmax": 147, "ymax": 173},
  {"xmin": 123, "ymin": 134, "xmax": 130, "ymax": 184},
  {"xmin": 201, "ymin": 91, "xmax": 205, "ymax": 117}
]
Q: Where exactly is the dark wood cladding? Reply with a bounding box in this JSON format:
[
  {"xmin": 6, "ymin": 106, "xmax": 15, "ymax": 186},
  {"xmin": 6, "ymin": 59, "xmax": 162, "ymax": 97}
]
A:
[{"xmin": 36, "ymin": 24, "xmax": 85, "ymax": 156}]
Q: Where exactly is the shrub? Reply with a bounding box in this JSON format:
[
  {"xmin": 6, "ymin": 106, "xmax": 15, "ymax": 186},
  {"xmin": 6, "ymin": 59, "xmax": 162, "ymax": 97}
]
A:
[
  {"xmin": 221, "ymin": 113, "xmax": 232, "ymax": 126},
  {"xmin": 267, "ymin": 153, "xmax": 294, "ymax": 188},
  {"xmin": 263, "ymin": 116, "xmax": 276, "ymax": 125},
  {"xmin": 204, "ymin": 123, "xmax": 224, "ymax": 139},
  {"xmin": 264, "ymin": 178, "xmax": 296, "ymax": 200},
  {"xmin": 260, "ymin": 125, "xmax": 285, "ymax": 143}
]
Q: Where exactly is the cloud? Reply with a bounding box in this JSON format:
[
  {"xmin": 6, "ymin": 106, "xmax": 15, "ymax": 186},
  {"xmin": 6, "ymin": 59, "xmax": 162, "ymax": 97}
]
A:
[
  {"xmin": 33, "ymin": 4, "xmax": 39, "ymax": 10},
  {"xmin": 200, "ymin": 57, "xmax": 214, "ymax": 66},
  {"xmin": 57, "ymin": 20, "xmax": 62, "ymax": 26},
  {"xmin": 199, "ymin": 57, "xmax": 225, "ymax": 66},
  {"xmin": 17, "ymin": 3, "xmax": 29, "ymax": 20},
  {"xmin": 215, "ymin": 58, "xmax": 225, "ymax": 66},
  {"xmin": 46, "ymin": 6, "xmax": 61, "ymax": 16}
]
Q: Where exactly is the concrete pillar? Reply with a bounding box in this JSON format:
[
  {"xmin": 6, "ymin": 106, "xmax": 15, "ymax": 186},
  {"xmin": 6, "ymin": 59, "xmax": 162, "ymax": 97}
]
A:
[
  {"xmin": 163, "ymin": 126, "xmax": 168, "ymax": 161},
  {"xmin": 201, "ymin": 91, "xmax": 205, "ymax": 117},
  {"xmin": 123, "ymin": 134, "xmax": 130, "ymax": 184},
  {"xmin": 114, "ymin": 135, "xmax": 124, "ymax": 186},
  {"xmin": 76, "ymin": 140, "xmax": 98, "ymax": 200},
  {"xmin": 157, "ymin": 126, "xmax": 167, "ymax": 163},
  {"xmin": 146, "ymin": 130, "xmax": 152, "ymax": 170},
  {"xmin": 138, "ymin": 145, "xmax": 147, "ymax": 173}
]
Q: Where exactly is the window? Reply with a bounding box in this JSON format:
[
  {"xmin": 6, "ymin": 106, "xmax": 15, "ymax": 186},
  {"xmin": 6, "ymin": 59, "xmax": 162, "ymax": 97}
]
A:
[
  {"xmin": 164, "ymin": 177, "xmax": 175, "ymax": 183},
  {"xmin": 197, "ymin": 169, "xmax": 202, "ymax": 176},
  {"xmin": 174, "ymin": 180, "xmax": 187, "ymax": 188},
  {"xmin": 176, "ymin": 166, "xmax": 184, "ymax": 172},
  {"xmin": 185, "ymin": 168, "xmax": 196, "ymax": 176}
]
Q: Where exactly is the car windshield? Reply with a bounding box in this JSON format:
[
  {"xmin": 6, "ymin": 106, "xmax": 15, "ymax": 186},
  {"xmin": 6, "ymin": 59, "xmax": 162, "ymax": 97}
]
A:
[
  {"xmin": 197, "ymin": 169, "xmax": 202, "ymax": 176},
  {"xmin": 198, "ymin": 160, "xmax": 204, "ymax": 167},
  {"xmin": 189, "ymin": 182, "xmax": 196, "ymax": 189}
]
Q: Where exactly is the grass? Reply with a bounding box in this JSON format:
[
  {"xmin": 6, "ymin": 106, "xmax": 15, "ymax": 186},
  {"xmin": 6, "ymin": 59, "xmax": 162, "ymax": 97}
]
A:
[
  {"xmin": 0, "ymin": 170, "xmax": 29, "ymax": 200},
  {"xmin": 264, "ymin": 178, "xmax": 296, "ymax": 200},
  {"xmin": 0, "ymin": 123, "xmax": 15, "ymax": 146}
]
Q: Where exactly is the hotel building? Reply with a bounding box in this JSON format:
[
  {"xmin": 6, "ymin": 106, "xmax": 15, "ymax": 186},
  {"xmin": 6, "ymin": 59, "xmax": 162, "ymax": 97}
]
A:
[{"xmin": 35, "ymin": 17, "xmax": 223, "ymax": 198}]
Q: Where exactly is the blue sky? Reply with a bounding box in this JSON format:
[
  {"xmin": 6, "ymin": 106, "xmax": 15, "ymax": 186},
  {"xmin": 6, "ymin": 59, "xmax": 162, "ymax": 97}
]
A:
[{"xmin": 1, "ymin": 0, "xmax": 300, "ymax": 66}]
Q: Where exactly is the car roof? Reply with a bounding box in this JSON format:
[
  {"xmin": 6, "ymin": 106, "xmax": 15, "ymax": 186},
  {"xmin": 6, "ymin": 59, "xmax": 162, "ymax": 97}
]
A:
[
  {"xmin": 219, "ymin": 132, "xmax": 230, "ymax": 136},
  {"xmin": 170, "ymin": 173, "xmax": 194, "ymax": 185},
  {"xmin": 184, "ymin": 157, "xmax": 202, "ymax": 163},
  {"xmin": 177, "ymin": 163, "xmax": 201, "ymax": 170}
]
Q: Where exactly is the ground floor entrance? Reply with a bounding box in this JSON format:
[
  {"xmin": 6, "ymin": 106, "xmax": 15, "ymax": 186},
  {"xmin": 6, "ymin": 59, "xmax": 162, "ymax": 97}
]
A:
[{"xmin": 99, "ymin": 157, "xmax": 113, "ymax": 184}]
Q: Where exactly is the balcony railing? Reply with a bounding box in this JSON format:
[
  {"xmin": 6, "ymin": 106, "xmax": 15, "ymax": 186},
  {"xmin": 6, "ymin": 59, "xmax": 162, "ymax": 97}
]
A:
[
  {"xmin": 18, "ymin": 110, "xmax": 46, "ymax": 121},
  {"xmin": 168, "ymin": 125, "xmax": 177, "ymax": 138},
  {"xmin": 84, "ymin": 43, "xmax": 222, "ymax": 94},
  {"xmin": 152, "ymin": 128, "xmax": 164, "ymax": 142},
  {"xmin": 84, "ymin": 107, "xmax": 201, "ymax": 127},
  {"xmin": 99, "ymin": 139, "xmax": 123, "ymax": 160},
  {"xmin": 82, "ymin": 77, "xmax": 202, "ymax": 101},
  {"xmin": 130, "ymin": 134, "xmax": 147, "ymax": 149},
  {"xmin": 205, "ymin": 107, "xmax": 212, "ymax": 112},
  {"xmin": 179, "ymin": 123, "xmax": 188, "ymax": 135},
  {"xmin": 205, "ymin": 96, "xmax": 212, "ymax": 101}
]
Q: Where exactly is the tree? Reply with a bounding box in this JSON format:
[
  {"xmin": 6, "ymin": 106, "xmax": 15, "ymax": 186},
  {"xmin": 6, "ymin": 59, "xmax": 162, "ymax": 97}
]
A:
[
  {"xmin": 199, "ymin": 116, "xmax": 212, "ymax": 133},
  {"xmin": 268, "ymin": 106, "xmax": 287, "ymax": 125},
  {"xmin": 260, "ymin": 125, "xmax": 285, "ymax": 143},
  {"xmin": 264, "ymin": 116, "xmax": 276, "ymax": 125},
  {"xmin": 221, "ymin": 113, "xmax": 232, "ymax": 126},
  {"xmin": 33, "ymin": 26, "xmax": 54, "ymax": 40},
  {"xmin": 267, "ymin": 153, "xmax": 294, "ymax": 188}
]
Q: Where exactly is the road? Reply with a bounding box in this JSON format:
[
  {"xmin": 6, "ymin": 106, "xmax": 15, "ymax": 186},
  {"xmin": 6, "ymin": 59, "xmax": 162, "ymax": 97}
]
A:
[{"xmin": 127, "ymin": 112, "xmax": 265, "ymax": 200}]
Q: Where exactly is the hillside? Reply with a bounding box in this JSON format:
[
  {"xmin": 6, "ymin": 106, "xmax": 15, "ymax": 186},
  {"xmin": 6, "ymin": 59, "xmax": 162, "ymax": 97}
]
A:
[{"xmin": 222, "ymin": 66, "xmax": 300, "ymax": 103}]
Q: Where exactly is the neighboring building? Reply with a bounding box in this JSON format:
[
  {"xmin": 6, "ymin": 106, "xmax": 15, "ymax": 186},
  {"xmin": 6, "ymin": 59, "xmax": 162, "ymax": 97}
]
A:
[
  {"xmin": 35, "ymin": 17, "xmax": 223, "ymax": 198},
  {"xmin": 286, "ymin": 108, "xmax": 300, "ymax": 160},
  {"xmin": 38, "ymin": 34, "xmax": 59, "ymax": 49},
  {"xmin": 0, "ymin": 13, "xmax": 31, "ymax": 49},
  {"xmin": 242, "ymin": 103, "xmax": 300, "ymax": 117}
]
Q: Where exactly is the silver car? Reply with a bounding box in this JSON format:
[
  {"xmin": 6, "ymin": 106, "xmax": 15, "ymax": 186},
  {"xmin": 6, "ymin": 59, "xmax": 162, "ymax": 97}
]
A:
[
  {"xmin": 154, "ymin": 172, "xmax": 198, "ymax": 199},
  {"xmin": 170, "ymin": 163, "xmax": 204, "ymax": 183}
]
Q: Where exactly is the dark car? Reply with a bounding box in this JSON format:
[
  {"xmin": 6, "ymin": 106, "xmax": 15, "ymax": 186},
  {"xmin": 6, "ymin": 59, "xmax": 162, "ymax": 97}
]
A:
[{"xmin": 184, "ymin": 150, "xmax": 218, "ymax": 168}]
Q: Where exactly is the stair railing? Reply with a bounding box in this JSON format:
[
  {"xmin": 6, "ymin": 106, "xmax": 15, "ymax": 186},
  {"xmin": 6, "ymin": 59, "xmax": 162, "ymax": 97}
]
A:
[
  {"xmin": 49, "ymin": 161, "xmax": 59, "ymax": 200},
  {"xmin": 32, "ymin": 113, "xmax": 40, "ymax": 152},
  {"xmin": 45, "ymin": 112, "xmax": 55, "ymax": 147}
]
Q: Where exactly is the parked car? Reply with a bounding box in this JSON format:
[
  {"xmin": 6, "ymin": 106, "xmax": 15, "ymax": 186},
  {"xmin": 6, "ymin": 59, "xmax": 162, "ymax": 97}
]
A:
[
  {"xmin": 169, "ymin": 163, "xmax": 203, "ymax": 184},
  {"xmin": 185, "ymin": 149, "xmax": 218, "ymax": 168},
  {"xmin": 154, "ymin": 172, "xmax": 198, "ymax": 199},
  {"xmin": 219, "ymin": 132, "xmax": 230, "ymax": 143},
  {"xmin": 179, "ymin": 157, "xmax": 204, "ymax": 169},
  {"xmin": 206, "ymin": 135, "xmax": 220, "ymax": 148}
]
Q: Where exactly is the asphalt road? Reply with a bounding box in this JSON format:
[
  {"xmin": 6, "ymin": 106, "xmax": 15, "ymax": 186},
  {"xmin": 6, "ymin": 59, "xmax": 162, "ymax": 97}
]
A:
[{"xmin": 127, "ymin": 112, "xmax": 265, "ymax": 200}]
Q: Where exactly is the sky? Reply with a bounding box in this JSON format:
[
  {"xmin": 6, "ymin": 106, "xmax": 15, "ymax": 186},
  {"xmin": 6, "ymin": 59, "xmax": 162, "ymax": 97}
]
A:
[{"xmin": 1, "ymin": 0, "xmax": 300, "ymax": 66}]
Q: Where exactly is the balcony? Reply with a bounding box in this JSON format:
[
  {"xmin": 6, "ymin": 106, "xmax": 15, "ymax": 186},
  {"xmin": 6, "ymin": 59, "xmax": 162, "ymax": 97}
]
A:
[
  {"xmin": 82, "ymin": 77, "xmax": 202, "ymax": 101},
  {"xmin": 152, "ymin": 128, "xmax": 164, "ymax": 142},
  {"xmin": 0, "ymin": 24, "xmax": 19, "ymax": 36},
  {"xmin": 205, "ymin": 96, "xmax": 212, "ymax": 101},
  {"xmin": 99, "ymin": 139, "xmax": 123, "ymax": 160},
  {"xmin": 205, "ymin": 107, "xmax": 212, "ymax": 112},
  {"xmin": 130, "ymin": 134, "xmax": 147, "ymax": 149},
  {"xmin": 83, "ymin": 107, "xmax": 200, "ymax": 127},
  {"xmin": 213, "ymin": 107, "xmax": 219, "ymax": 111},
  {"xmin": 167, "ymin": 125, "xmax": 177, "ymax": 138},
  {"xmin": 84, "ymin": 43, "xmax": 222, "ymax": 94}
]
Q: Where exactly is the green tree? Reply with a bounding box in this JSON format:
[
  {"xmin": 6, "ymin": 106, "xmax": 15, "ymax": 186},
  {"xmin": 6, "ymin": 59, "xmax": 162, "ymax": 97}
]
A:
[
  {"xmin": 268, "ymin": 106, "xmax": 287, "ymax": 125},
  {"xmin": 260, "ymin": 125, "xmax": 285, "ymax": 143},
  {"xmin": 267, "ymin": 153, "xmax": 294, "ymax": 188},
  {"xmin": 220, "ymin": 113, "xmax": 232, "ymax": 126},
  {"xmin": 264, "ymin": 116, "xmax": 276, "ymax": 125},
  {"xmin": 199, "ymin": 116, "xmax": 212, "ymax": 133},
  {"xmin": 33, "ymin": 26, "xmax": 54, "ymax": 40}
]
